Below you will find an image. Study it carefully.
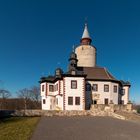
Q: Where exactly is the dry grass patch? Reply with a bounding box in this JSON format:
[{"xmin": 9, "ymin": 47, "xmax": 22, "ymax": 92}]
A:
[{"xmin": 0, "ymin": 117, "xmax": 40, "ymax": 140}]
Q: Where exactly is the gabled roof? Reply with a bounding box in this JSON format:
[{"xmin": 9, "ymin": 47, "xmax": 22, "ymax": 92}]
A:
[{"xmin": 77, "ymin": 66, "xmax": 118, "ymax": 82}]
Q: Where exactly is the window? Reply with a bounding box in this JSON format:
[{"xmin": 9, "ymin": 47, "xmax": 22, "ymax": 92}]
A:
[
  {"xmin": 42, "ymin": 85, "xmax": 44, "ymax": 92},
  {"xmin": 43, "ymin": 99, "xmax": 45, "ymax": 104},
  {"xmin": 122, "ymin": 89, "xmax": 125, "ymax": 94},
  {"xmin": 68, "ymin": 97, "xmax": 73, "ymax": 105},
  {"xmin": 75, "ymin": 97, "xmax": 80, "ymax": 105},
  {"xmin": 56, "ymin": 84, "xmax": 58, "ymax": 91},
  {"xmin": 86, "ymin": 84, "xmax": 91, "ymax": 91},
  {"xmin": 71, "ymin": 80, "xmax": 77, "ymax": 89},
  {"xmin": 92, "ymin": 100, "xmax": 97, "ymax": 104},
  {"xmin": 54, "ymin": 84, "xmax": 58, "ymax": 91},
  {"xmin": 114, "ymin": 85, "xmax": 117, "ymax": 93},
  {"xmin": 104, "ymin": 85, "xmax": 109, "ymax": 92},
  {"xmin": 71, "ymin": 70, "xmax": 76, "ymax": 75},
  {"xmin": 49, "ymin": 85, "xmax": 54, "ymax": 92},
  {"xmin": 92, "ymin": 84, "xmax": 98, "ymax": 91},
  {"xmin": 56, "ymin": 98, "xmax": 58, "ymax": 105}
]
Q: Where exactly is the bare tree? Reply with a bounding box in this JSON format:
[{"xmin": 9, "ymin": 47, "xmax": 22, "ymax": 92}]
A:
[
  {"xmin": 0, "ymin": 89, "xmax": 11, "ymax": 99},
  {"xmin": 30, "ymin": 86, "xmax": 41, "ymax": 109},
  {"xmin": 17, "ymin": 88, "xmax": 31, "ymax": 110},
  {"xmin": 30, "ymin": 86, "xmax": 40, "ymax": 101},
  {"xmin": 0, "ymin": 89, "xmax": 11, "ymax": 109}
]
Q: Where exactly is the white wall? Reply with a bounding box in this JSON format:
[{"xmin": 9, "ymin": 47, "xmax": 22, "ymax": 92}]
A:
[
  {"xmin": 64, "ymin": 77, "xmax": 85, "ymax": 110},
  {"xmin": 41, "ymin": 80, "xmax": 64, "ymax": 110},
  {"xmin": 122, "ymin": 86, "xmax": 129, "ymax": 104},
  {"xmin": 55, "ymin": 95, "xmax": 63, "ymax": 110},
  {"xmin": 40, "ymin": 83, "xmax": 47, "ymax": 96},
  {"xmin": 87, "ymin": 81, "xmax": 119, "ymax": 104},
  {"xmin": 42, "ymin": 96, "xmax": 51, "ymax": 110}
]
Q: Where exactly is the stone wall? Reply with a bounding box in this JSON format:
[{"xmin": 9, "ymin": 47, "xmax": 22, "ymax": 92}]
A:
[
  {"xmin": 10, "ymin": 103, "xmax": 132, "ymax": 121},
  {"xmin": 12, "ymin": 109, "xmax": 112, "ymax": 117},
  {"xmin": 90, "ymin": 103, "xmax": 133, "ymax": 112},
  {"xmin": 11, "ymin": 109, "xmax": 125, "ymax": 120}
]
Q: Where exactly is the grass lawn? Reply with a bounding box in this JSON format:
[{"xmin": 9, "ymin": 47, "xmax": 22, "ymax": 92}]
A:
[{"xmin": 0, "ymin": 117, "xmax": 40, "ymax": 140}]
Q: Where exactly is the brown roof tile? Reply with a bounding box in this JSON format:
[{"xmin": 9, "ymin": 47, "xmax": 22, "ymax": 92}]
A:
[{"xmin": 77, "ymin": 66, "xmax": 117, "ymax": 81}]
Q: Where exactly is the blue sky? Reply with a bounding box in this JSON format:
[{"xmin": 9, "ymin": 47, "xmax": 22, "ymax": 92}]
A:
[{"xmin": 0, "ymin": 0, "xmax": 140, "ymax": 104}]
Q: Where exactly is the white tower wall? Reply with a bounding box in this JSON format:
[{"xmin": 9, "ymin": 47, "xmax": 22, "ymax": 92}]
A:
[{"xmin": 75, "ymin": 45, "xmax": 96, "ymax": 67}]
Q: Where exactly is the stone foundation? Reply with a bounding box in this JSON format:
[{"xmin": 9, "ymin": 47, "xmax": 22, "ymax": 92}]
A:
[
  {"xmin": 90, "ymin": 103, "xmax": 133, "ymax": 112},
  {"xmin": 10, "ymin": 103, "xmax": 133, "ymax": 121}
]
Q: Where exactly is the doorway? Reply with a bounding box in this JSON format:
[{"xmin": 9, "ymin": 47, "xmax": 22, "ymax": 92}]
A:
[{"xmin": 105, "ymin": 98, "xmax": 109, "ymax": 105}]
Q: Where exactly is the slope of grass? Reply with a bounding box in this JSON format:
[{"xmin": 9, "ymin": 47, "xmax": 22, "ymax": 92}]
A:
[{"xmin": 0, "ymin": 117, "xmax": 40, "ymax": 140}]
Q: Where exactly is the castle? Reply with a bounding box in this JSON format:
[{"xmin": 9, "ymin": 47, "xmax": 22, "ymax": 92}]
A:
[{"xmin": 39, "ymin": 24, "xmax": 131, "ymax": 110}]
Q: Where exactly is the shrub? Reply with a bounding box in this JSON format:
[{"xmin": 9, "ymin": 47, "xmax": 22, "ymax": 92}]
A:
[{"xmin": 137, "ymin": 108, "xmax": 140, "ymax": 114}]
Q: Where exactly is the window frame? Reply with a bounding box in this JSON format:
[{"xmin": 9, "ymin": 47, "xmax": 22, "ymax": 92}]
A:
[
  {"xmin": 92, "ymin": 84, "xmax": 98, "ymax": 91},
  {"xmin": 75, "ymin": 97, "xmax": 80, "ymax": 105},
  {"xmin": 49, "ymin": 85, "xmax": 54, "ymax": 92},
  {"xmin": 68, "ymin": 97, "xmax": 73, "ymax": 105},
  {"xmin": 104, "ymin": 84, "xmax": 109, "ymax": 92},
  {"xmin": 71, "ymin": 80, "xmax": 77, "ymax": 89},
  {"xmin": 43, "ymin": 99, "xmax": 46, "ymax": 104},
  {"xmin": 114, "ymin": 85, "xmax": 117, "ymax": 93},
  {"xmin": 42, "ymin": 85, "xmax": 44, "ymax": 92},
  {"xmin": 122, "ymin": 89, "xmax": 125, "ymax": 94}
]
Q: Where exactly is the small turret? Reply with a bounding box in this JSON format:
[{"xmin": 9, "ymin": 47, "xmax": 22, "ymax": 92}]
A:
[
  {"xmin": 55, "ymin": 68, "xmax": 63, "ymax": 78},
  {"xmin": 68, "ymin": 50, "xmax": 78, "ymax": 74}
]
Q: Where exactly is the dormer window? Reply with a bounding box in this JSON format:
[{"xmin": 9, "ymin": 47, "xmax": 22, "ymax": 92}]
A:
[
  {"xmin": 71, "ymin": 70, "xmax": 76, "ymax": 75},
  {"xmin": 56, "ymin": 70, "xmax": 60, "ymax": 75}
]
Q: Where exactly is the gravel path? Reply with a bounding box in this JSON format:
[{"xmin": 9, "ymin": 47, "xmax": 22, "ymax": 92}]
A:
[{"xmin": 31, "ymin": 116, "xmax": 140, "ymax": 140}]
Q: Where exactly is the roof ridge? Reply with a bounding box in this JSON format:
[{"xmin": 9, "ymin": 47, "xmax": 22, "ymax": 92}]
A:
[{"xmin": 104, "ymin": 67, "xmax": 111, "ymax": 79}]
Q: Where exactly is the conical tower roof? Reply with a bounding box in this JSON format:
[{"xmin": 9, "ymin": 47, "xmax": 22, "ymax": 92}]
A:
[
  {"xmin": 82, "ymin": 23, "xmax": 91, "ymax": 39},
  {"xmin": 80, "ymin": 23, "xmax": 92, "ymax": 45}
]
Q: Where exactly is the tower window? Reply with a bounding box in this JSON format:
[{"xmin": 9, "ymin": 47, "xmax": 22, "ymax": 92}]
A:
[
  {"xmin": 92, "ymin": 84, "xmax": 98, "ymax": 91},
  {"xmin": 71, "ymin": 80, "xmax": 77, "ymax": 89},
  {"xmin": 104, "ymin": 85, "xmax": 109, "ymax": 92},
  {"xmin": 68, "ymin": 97, "xmax": 73, "ymax": 105},
  {"xmin": 114, "ymin": 85, "xmax": 118, "ymax": 93}
]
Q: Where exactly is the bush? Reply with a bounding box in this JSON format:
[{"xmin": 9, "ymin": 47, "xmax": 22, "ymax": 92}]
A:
[{"xmin": 137, "ymin": 108, "xmax": 140, "ymax": 114}]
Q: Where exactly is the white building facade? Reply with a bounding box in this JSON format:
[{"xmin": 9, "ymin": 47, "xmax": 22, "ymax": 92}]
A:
[{"xmin": 40, "ymin": 24, "xmax": 131, "ymax": 110}]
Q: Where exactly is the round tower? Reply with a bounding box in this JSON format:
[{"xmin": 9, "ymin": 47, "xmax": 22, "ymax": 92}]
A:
[{"xmin": 75, "ymin": 23, "xmax": 96, "ymax": 67}]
